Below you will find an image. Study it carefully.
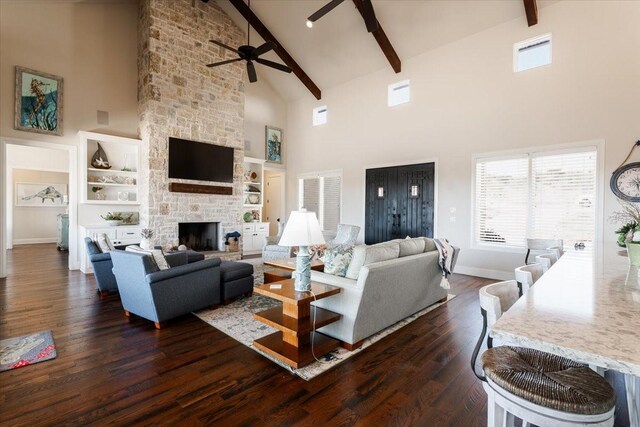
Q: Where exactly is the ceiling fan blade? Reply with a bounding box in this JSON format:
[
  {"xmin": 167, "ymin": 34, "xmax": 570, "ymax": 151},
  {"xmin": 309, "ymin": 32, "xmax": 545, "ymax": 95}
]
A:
[
  {"xmin": 255, "ymin": 58, "xmax": 292, "ymax": 73},
  {"xmin": 206, "ymin": 58, "xmax": 242, "ymax": 67},
  {"xmin": 308, "ymin": 0, "xmax": 344, "ymax": 23},
  {"xmin": 252, "ymin": 41, "xmax": 276, "ymax": 58},
  {"xmin": 360, "ymin": 0, "xmax": 379, "ymax": 32},
  {"xmin": 209, "ymin": 39, "xmax": 240, "ymax": 54},
  {"xmin": 246, "ymin": 61, "xmax": 258, "ymax": 83}
]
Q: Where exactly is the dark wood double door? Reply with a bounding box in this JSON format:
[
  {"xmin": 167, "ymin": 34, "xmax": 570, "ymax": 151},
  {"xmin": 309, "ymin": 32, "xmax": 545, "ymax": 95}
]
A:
[{"xmin": 365, "ymin": 163, "xmax": 435, "ymax": 245}]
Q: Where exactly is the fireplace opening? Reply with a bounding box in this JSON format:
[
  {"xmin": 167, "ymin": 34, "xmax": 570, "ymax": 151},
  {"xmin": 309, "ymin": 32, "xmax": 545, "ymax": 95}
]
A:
[{"xmin": 178, "ymin": 222, "xmax": 219, "ymax": 252}]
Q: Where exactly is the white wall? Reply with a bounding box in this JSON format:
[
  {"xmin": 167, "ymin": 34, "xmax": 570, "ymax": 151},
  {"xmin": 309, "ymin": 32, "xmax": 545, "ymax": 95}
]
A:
[
  {"xmin": 285, "ymin": 1, "xmax": 640, "ymax": 278},
  {"xmin": 244, "ymin": 79, "xmax": 288, "ymax": 162},
  {"xmin": 6, "ymin": 145, "xmax": 69, "ymax": 247},
  {"xmin": 0, "ymin": 1, "xmax": 139, "ymax": 227}
]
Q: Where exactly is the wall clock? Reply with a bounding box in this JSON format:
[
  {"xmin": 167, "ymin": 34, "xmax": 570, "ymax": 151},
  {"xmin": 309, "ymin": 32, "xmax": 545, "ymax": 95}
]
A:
[{"xmin": 611, "ymin": 162, "xmax": 640, "ymax": 202}]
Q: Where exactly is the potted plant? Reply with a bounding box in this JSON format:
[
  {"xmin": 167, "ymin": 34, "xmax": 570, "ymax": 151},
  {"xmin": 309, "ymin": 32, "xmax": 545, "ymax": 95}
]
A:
[
  {"xmin": 610, "ymin": 200, "xmax": 640, "ymax": 265},
  {"xmin": 100, "ymin": 212, "xmax": 123, "ymax": 226},
  {"xmin": 140, "ymin": 228, "xmax": 154, "ymax": 250}
]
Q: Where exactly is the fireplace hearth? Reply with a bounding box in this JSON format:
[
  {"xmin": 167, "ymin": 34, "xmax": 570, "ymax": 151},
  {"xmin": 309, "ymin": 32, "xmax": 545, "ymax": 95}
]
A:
[{"xmin": 178, "ymin": 222, "xmax": 220, "ymax": 252}]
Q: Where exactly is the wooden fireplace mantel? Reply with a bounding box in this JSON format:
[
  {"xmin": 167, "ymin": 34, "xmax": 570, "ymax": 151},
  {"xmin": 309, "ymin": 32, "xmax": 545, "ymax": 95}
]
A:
[{"xmin": 168, "ymin": 183, "xmax": 233, "ymax": 195}]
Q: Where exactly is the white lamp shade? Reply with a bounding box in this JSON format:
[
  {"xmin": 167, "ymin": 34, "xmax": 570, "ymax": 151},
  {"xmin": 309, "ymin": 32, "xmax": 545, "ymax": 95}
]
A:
[{"xmin": 278, "ymin": 209, "xmax": 325, "ymax": 247}]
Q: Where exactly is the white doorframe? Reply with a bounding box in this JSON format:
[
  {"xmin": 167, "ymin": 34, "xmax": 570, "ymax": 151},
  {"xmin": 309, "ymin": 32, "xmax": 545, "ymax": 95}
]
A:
[{"xmin": 0, "ymin": 137, "xmax": 79, "ymax": 278}]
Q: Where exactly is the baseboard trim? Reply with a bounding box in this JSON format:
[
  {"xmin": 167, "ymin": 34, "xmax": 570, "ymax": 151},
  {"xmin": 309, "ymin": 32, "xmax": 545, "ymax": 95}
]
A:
[
  {"xmin": 454, "ymin": 265, "xmax": 512, "ymax": 281},
  {"xmin": 13, "ymin": 238, "xmax": 58, "ymax": 245}
]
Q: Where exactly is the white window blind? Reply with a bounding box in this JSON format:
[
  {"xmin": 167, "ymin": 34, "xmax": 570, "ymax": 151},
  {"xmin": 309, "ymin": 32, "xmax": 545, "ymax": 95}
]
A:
[
  {"xmin": 530, "ymin": 150, "xmax": 596, "ymax": 246},
  {"xmin": 298, "ymin": 173, "xmax": 341, "ymax": 231},
  {"xmin": 475, "ymin": 156, "xmax": 529, "ymax": 246},
  {"xmin": 474, "ymin": 147, "xmax": 597, "ymax": 249}
]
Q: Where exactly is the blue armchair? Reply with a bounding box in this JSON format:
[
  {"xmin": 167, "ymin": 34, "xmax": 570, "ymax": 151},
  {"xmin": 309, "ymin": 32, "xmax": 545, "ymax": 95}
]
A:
[
  {"xmin": 84, "ymin": 238, "xmax": 188, "ymax": 297},
  {"xmin": 110, "ymin": 250, "xmax": 221, "ymax": 328}
]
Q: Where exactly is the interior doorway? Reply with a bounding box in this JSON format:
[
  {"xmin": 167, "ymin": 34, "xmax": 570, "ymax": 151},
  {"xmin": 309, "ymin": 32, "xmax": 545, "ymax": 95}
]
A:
[
  {"xmin": 263, "ymin": 169, "xmax": 285, "ymax": 236},
  {"xmin": 0, "ymin": 137, "xmax": 78, "ymax": 278}
]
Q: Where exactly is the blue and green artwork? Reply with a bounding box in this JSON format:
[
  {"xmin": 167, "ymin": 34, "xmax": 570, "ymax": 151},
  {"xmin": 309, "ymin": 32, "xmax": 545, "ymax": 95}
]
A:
[{"xmin": 15, "ymin": 67, "xmax": 63, "ymax": 135}]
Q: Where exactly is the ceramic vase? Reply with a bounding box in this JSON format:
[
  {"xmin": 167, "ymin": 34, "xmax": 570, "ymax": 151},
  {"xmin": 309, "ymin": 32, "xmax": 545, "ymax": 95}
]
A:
[
  {"xmin": 627, "ymin": 242, "xmax": 640, "ymax": 266},
  {"xmin": 140, "ymin": 238, "xmax": 154, "ymax": 251}
]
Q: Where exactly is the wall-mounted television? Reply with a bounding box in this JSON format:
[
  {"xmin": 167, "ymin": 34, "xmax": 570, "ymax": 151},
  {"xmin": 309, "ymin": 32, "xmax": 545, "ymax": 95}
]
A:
[{"xmin": 168, "ymin": 137, "xmax": 234, "ymax": 183}]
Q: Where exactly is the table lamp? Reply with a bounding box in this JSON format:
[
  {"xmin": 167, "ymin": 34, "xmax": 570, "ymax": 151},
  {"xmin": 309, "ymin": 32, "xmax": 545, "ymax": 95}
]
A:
[{"xmin": 278, "ymin": 209, "xmax": 325, "ymax": 291}]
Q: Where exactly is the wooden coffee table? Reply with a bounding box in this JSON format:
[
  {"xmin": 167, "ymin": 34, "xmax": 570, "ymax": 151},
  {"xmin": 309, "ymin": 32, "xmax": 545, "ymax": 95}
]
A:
[{"xmin": 253, "ymin": 279, "xmax": 341, "ymax": 369}]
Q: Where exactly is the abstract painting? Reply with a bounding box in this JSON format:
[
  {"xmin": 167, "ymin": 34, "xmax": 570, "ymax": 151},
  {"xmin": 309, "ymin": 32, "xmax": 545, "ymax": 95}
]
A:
[
  {"xmin": 15, "ymin": 66, "xmax": 63, "ymax": 136},
  {"xmin": 16, "ymin": 182, "xmax": 67, "ymax": 207},
  {"xmin": 265, "ymin": 126, "xmax": 283, "ymax": 164}
]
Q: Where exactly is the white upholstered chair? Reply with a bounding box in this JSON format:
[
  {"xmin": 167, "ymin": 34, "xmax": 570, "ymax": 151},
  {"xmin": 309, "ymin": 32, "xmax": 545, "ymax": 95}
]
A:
[
  {"xmin": 471, "ymin": 280, "xmax": 616, "ymax": 427},
  {"xmin": 525, "ymin": 238, "xmax": 563, "ymax": 264},
  {"xmin": 535, "ymin": 253, "xmax": 558, "ymax": 273},
  {"xmin": 514, "ymin": 263, "xmax": 544, "ymax": 295}
]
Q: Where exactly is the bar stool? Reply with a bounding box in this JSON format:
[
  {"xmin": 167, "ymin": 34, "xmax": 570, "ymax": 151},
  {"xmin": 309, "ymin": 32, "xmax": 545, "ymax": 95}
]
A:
[
  {"xmin": 535, "ymin": 253, "xmax": 558, "ymax": 273},
  {"xmin": 514, "ymin": 263, "xmax": 544, "ymax": 296},
  {"xmin": 471, "ymin": 280, "xmax": 616, "ymax": 427},
  {"xmin": 525, "ymin": 238, "xmax": 563, "ymax": 264}
]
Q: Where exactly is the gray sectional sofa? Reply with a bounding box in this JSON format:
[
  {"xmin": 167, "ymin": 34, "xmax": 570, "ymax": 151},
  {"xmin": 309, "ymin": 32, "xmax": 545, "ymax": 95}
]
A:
[{"xmin": 311, "ymin": 237, "xmax": 458, "ymax": 348}]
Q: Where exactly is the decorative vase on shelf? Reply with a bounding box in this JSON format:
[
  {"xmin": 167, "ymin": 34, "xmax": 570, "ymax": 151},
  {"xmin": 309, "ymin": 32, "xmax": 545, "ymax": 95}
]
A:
[
  {"xmin": 627, "ymin": 242, "xmax": 640, "ymax": 266},
  {"xmin": 140, "ymin": 238, "xmax": 154, "ymax": 250},
  {"xmin": 94, "ymin": 189, "xmax": 106, "ymax": 201}
]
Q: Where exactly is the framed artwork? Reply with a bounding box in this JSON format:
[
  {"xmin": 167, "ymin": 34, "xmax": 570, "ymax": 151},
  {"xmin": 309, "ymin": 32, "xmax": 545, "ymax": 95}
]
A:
[
  {"xmin": 14, "ymin": 66, "xmax": 64, "ymax": 136},
  {"xmin": 15, "ymin": 182, "xmax": 67, "ymax": 207},
  {"xmin": 265, "ymin": 126, "xmax": 283, "ymax": 164}
]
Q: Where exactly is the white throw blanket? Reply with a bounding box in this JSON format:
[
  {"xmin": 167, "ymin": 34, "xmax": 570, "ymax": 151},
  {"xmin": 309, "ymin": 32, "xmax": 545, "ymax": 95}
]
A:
[{"xmin": 434, "ymin": 238, "xmax": 456, "ymax": 290}]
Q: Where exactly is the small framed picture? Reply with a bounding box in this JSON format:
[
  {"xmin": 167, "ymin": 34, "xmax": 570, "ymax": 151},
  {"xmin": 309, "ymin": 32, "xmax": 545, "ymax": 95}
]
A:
[
  {"xmin": 265, "ymin": 126, "xmax": 283, "ymax": 164},
  {"xmin": 14, "ymin": 66, "xmax": 64, "ymax": 136}
]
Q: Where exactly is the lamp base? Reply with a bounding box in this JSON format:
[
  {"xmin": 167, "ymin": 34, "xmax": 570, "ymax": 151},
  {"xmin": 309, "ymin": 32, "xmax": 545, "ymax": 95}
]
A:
[{"xmin": 294, "ymin": 245, "xmax": 311, "ymax": 292}]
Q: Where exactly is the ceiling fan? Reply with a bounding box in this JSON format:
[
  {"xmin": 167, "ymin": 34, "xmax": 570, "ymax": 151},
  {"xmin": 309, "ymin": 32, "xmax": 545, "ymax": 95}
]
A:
[
  {"xmin": 205, "ymin": 0, "xmax": 292, "ymax": 83},
  {"xmin": 306, "ymin": 0, "xmax": 379, "ymax": 33}
]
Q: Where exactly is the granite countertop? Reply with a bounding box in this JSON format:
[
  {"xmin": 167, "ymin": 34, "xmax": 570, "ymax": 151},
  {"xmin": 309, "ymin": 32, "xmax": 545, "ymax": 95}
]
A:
[{"xmin": 491, "ymin": 251, "xmax": 640, "ymax": 376}]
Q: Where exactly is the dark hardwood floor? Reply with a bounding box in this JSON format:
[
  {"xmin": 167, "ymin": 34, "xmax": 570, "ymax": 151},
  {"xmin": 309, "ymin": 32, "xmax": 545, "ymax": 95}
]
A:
[{"xmin": 0, "ymin": 244, "xmax": 629, "ymax": 426}]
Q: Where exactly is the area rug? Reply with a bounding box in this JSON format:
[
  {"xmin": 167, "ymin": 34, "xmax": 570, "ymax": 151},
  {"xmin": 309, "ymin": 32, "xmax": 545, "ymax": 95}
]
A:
[
  {"xmin": 0, "ymin": 331, "xmax": 57, "ymax": 372},
  {"xmin": 194, "ymin": 294, "xmax": 455, "ymax": 381}
]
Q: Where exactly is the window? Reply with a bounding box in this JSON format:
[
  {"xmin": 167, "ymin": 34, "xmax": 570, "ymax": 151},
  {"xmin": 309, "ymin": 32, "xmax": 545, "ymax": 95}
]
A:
[
  {"xmin": 388, "ymin": 80, "xmax": 410, "ymax": 107},
  {"xmin": 298, "ymin": 171, "xmax": 341, "ymax": 231},
  {"xmin": 514, "ymin": 34, "xmax": 552, "ymax": 72},
  {"xmin": 312, "ymin": 106, "xmax": 327, "ymax": 126},
  {"xmin": 474, "ymin": 147, "xmax": 597, "ymax": 249}
]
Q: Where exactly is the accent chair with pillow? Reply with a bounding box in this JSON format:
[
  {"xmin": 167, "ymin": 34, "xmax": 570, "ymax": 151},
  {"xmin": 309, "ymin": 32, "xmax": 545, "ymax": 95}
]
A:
[
  {"xmin": 110, "ymin": 249, "xmax": 222, "ymax": 328},
  {"xmin": 84, "ymin": 238, "xmax": 188, "ymax": 297}
]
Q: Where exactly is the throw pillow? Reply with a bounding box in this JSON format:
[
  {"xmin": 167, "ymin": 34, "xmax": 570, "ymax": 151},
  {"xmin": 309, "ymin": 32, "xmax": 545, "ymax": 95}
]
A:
[
  {"xmin": 125, "ymin": 245, "xmax": 170, "ymax": 271},
  {"xmin": 96, "ymin": 233, "xmax": 115, "ymax": 253},
  {"xmin": 323, "ymin": 245, "xmax": 353, "ymax": 277},
  {"xmin": 423, "ymin": 237, "xmax": 437, "ymax": 252}
]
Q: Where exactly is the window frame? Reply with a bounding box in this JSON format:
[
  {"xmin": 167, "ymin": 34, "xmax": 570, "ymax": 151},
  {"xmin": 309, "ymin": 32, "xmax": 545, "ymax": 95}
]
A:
[
  {"xmin": 297, "ymin": 169, "xmax": 343, "ymax": 232},
  {"xmin": 471, "ymin": 142, "xmax": 603, "ymax": 254},
  {"xmin": 312, "ymin": 105, "xmax": 328, "ymax": 126},
  {"xmin": 513, "ymin": 33, "xmax": 552, "ymax": 73},
  {"xmin": 387, "ymin": 80, "xmax": 410, "ymax": 107}
]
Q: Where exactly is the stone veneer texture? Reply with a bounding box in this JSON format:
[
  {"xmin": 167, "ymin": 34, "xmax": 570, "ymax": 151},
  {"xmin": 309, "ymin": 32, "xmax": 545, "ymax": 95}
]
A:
[{"xmin": 138, "ymin": 0, "xmax": 246, "ymax": 252}]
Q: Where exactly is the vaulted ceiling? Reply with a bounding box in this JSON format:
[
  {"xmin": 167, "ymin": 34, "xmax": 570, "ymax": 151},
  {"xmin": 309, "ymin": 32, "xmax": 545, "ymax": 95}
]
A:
[{"xmin": 214, "ymin": 0, "xmax": 559, "ymax": 101}]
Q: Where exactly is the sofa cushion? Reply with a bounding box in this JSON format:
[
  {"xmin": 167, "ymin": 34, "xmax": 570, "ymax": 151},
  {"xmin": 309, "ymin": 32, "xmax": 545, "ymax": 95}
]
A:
[
  {"xmin": 220, "ymin": 261, "xmax": 254, "ymax": 282},
  {"xmin": 345, "ymin": 242, "xmax": 400, "ymax": 279},
  {"xmin": 423, "ymin": 237, "xmax": 437, "ymax": 252},
  {"xmin": 399, "ymin": 237, "xmax": 426, "ymax": 257},
  {"xmin": 126, "ymin": 245, "xmax": 170, "ymax": 270},
  {"xmin": 96, "ymin": 233, "xmax": 115, "ymax": 253},
  {"xmin": 323, "ymin": 245, "xmax": 353, "ymax": 277}
]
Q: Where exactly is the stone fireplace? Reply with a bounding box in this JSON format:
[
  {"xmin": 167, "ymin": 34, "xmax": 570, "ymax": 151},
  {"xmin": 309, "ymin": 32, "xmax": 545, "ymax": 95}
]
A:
[
  {"xmin": 178, "ymin": 222, "xmax": 222, "ymax": 252},
  {"xmin": 137, "ymin": 0, "xmax": 245, "ymax": 260}
]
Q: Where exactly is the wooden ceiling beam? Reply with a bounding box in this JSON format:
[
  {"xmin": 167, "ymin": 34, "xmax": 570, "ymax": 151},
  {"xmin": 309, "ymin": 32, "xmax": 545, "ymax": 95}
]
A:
[
  {"xmin": 227, "ymin": 0, "xmax": 322, "ymax": 100},
  {"xmin": 523, "ymin": 0, "xmax": 538, "ymax": 26},
  {"xmin": 352, "ymin": 0, "xmax": 401, "ymax": 73}
]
